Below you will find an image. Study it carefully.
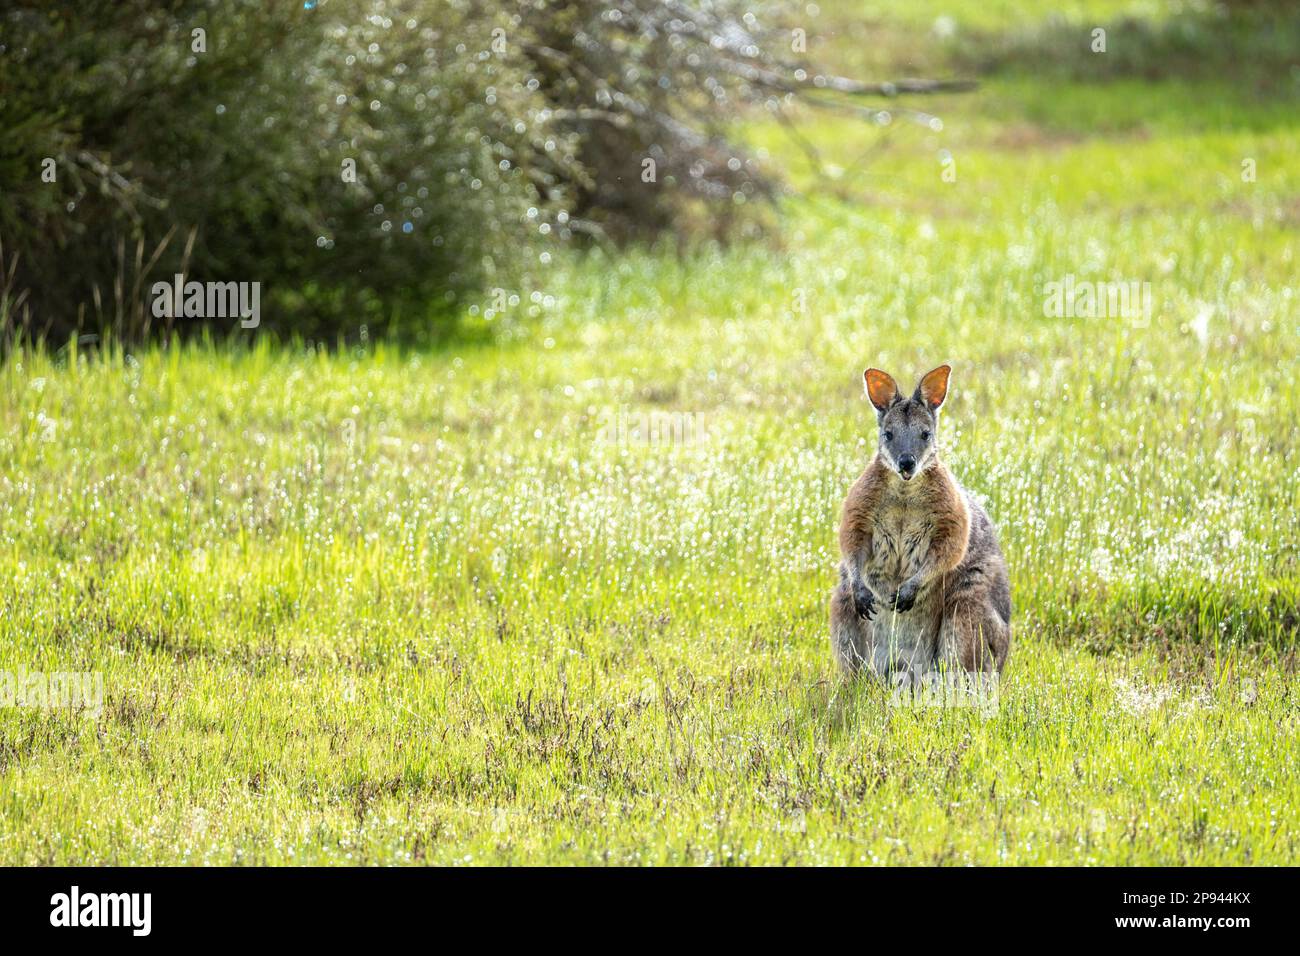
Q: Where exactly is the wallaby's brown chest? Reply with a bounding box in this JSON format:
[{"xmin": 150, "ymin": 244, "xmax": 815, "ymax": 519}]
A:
[{"xmin": 868, "ymin": 497, "xmax": 932, "ymax": 585}]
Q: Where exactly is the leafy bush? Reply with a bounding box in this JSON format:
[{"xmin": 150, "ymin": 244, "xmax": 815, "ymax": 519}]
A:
[{"xmin": 1, "ymin": 0, "xmax": 566, "ymax": 342}]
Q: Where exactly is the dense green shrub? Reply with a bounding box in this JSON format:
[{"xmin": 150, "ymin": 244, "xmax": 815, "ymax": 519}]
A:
[{"xmin": 1, "ymin": 0, "xmax": 567, "ymax": 342}]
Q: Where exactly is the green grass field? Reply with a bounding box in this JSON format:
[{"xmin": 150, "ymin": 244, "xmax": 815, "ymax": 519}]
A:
[{"xmin": 1, "ymin": 1, "xmax": 1297, "ymax": 864}]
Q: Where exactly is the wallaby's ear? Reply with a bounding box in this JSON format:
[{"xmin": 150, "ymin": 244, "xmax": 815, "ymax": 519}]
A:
[
  {"xmin": 916, "ymin": 364, "xmax": 952, "ymax": 410},
  {"xmin": 864, "ymin": 368, "xmax": 899, "ymax": 412}
]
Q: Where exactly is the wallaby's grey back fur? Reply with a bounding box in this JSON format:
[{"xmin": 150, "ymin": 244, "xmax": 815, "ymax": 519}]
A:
[{"xmin": 830, "ymin": 364, "xmax": 1012, "ymax": 678}]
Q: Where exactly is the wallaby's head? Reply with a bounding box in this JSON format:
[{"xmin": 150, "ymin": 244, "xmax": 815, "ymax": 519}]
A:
[{"xmin": 863, "ymin": 365, "xmax": 951, "ymax": 481}]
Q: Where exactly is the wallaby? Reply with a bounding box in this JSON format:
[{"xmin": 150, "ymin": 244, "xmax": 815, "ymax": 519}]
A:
[{"xmin": 830, "ymin": 364, "xmax": 1011, "ymax": 679}]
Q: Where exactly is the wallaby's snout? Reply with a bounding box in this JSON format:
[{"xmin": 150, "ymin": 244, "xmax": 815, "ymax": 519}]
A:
[{"xmin": 885, "ymin": 425, "xmax": 926, "ymax": 479}]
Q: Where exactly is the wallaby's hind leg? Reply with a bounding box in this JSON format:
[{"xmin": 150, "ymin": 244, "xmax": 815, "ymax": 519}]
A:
[
  {"xmin": 829, "ymin": 583, "xmax": 870, "ymax": 676},
  {"xmin": 937, "ymin": 599, "xmax": 1010, "ymax": 674}
]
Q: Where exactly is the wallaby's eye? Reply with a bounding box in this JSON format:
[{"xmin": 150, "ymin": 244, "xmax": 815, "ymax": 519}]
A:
[
  {"xmin": 920, "ymin": 430, "xmax": 931, "ymax": 441},
  {"xmin": 883, "ymin": 430, "xmax": 894, "ymax": 442}
]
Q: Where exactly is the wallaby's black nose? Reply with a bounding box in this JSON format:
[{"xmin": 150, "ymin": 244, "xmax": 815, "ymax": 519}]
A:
[{"xmin": 898, "ymin": 455, "xmax": 916, "ymax": 477}]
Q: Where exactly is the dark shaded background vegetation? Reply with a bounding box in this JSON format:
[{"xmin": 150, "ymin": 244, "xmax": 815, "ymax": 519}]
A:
[{"xmin": 0, "ymin": 0, "xmax": 953, "ymax": 345}]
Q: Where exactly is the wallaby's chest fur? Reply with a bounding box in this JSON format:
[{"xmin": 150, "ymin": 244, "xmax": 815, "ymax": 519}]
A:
[
  {"xmin": 865, "ymin": 483, "xmax": 946, "ymax": 587},
  {"xmin": 840, "ymin": 458, "xmax": 971, "ymax": 595}
]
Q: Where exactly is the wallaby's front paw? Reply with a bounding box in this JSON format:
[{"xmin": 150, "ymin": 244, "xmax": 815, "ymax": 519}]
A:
[
  {"xmin": 852, "ymin": 582, "xmax": 876, "ymax": 621},
  {"xmin": 891, "ymin": 582, "xmax": 919, "ymax": 613}
]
